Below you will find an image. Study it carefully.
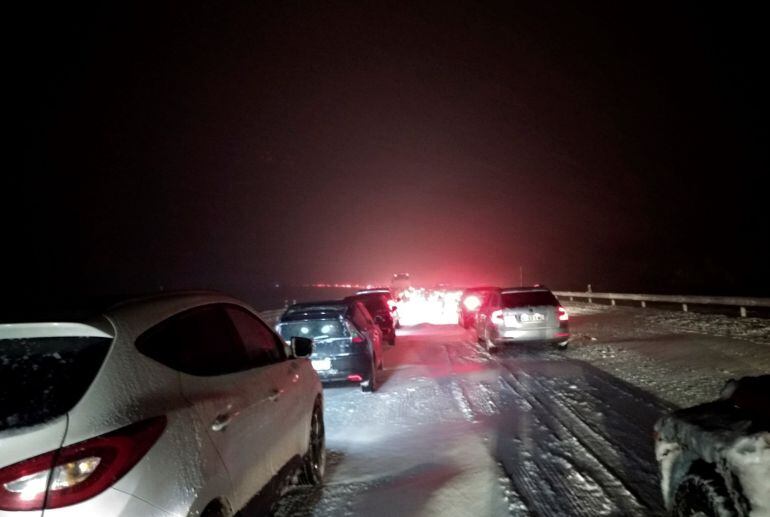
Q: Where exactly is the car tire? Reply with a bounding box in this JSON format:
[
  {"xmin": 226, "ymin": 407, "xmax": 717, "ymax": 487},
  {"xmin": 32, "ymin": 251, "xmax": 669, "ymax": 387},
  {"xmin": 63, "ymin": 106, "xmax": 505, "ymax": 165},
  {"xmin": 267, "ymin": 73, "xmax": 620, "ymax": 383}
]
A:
[
  {"xmin": 361, "ymin": 354, "xmax": 378, "ymax": 392},
  {"xmin": 673, "ymin": 469, "xmax": 737, "ymax": 517},
  {"xmin": 484, "ymin": 330, "xmax": 498, "ymax": 353},
  {"xmin": 299, "ymin": 401, "xmax": 326, "ymax": 486},
  {"xmin": 201, "ymin": 500, "xmax": 228, "ymax": 517}
]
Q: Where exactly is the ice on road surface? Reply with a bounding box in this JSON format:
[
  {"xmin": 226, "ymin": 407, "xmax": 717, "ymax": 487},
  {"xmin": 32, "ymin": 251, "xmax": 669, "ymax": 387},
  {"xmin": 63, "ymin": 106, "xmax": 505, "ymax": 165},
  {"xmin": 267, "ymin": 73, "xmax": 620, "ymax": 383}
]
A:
[{"xmin": 272, "ymin": 303, "xmax": 770, "ymax": 517}]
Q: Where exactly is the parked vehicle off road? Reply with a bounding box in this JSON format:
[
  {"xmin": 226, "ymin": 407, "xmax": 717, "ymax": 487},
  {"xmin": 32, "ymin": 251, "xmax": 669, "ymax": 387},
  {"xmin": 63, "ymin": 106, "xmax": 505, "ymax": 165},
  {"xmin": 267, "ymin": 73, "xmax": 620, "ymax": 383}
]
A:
[
  {"xmin": 655, "ymin": 375, "xmax": 770, "ymax": 517},
  {"xmin": 277, "ymin": 299, "xmax": 384, "ymax": 392},
  {"xmin": 475, "ymin": 286, "xmax": 570, "ymax": 351},
  {"xmin": 0, "ymin": 291, "xmax": 325, "ymax": 517}
]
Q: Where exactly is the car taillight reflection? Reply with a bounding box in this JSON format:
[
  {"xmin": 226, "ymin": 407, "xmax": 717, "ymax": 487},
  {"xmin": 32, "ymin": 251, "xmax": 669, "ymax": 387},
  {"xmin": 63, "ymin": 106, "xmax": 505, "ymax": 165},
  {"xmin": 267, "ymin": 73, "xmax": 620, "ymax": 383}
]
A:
[{"xmin": 0, "ymin": 416, "xmax": 166, "ymax": 511}]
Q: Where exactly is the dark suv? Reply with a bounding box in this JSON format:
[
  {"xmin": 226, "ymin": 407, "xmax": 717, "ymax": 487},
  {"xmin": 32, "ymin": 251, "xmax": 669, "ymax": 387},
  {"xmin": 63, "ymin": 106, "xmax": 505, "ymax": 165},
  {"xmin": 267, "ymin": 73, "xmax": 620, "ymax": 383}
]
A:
[
  {"xmin": 349, "ymin": 291, "xmax": 397, "ymax": 345},
  {"xmin": 276, "ymin": 300, "xmax": 384, "ymax": 392}
]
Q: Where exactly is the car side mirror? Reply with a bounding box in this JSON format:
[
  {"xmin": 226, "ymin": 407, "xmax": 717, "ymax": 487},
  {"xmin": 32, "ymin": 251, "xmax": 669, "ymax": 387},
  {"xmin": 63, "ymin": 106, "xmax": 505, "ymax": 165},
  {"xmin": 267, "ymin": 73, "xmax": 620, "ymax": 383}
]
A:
[{"xmin": 291, "ymin": 336, "xmax": 313, "ymax": 358}]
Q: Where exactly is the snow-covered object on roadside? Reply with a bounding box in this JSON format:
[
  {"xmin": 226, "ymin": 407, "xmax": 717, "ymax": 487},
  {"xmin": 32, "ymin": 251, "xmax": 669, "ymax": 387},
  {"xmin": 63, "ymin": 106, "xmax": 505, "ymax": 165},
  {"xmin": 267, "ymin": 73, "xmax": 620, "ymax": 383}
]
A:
[{"xmin": 655, "ymin": 375, "xmax": 770, "ymax": 516}]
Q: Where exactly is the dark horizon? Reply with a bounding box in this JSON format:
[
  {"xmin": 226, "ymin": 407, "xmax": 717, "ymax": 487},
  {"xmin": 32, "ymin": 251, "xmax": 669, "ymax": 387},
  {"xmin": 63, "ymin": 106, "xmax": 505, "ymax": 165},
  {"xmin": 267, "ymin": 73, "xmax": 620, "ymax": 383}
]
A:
[{"xmin": 6, "ymin": 1, "xmax": 769, "ymax": 312}]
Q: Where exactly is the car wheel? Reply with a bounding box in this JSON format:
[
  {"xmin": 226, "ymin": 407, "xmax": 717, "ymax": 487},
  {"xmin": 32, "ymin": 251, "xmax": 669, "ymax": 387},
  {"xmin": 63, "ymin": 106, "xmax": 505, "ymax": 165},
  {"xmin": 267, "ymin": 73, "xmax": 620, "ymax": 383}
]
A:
[
  {"xmin": 361, "ymin": 355, "xmax": 378, "ymax": 392},
  {"xmin": 299, "ymin": 402, "xmax": 326, "ymax": 485},
  {"xmin": 673, "ymin": 470, "xmax": 737, "ymax": 517},
  {"xmin": 201, "ymin": 500, "xmax": 228, "ymax": 517}
]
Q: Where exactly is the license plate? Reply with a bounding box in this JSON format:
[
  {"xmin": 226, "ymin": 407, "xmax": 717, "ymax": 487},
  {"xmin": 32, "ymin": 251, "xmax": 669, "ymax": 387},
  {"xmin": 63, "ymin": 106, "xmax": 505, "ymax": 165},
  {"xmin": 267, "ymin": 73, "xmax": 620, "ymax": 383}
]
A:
[
  {"xmin": 311, "ymin": 358, "xmax": 332, "ymax": 371},
  {"xmin": 520, "ymin": 313, "xmax": 544, "ymax": 322}
]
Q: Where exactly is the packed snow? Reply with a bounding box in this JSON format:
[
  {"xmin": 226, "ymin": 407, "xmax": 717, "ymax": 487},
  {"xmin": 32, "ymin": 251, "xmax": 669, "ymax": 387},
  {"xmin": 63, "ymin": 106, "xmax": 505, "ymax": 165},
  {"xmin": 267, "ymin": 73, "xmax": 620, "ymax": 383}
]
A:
[{"xmin": 265, "ymin": 301, "xmax": 770, "ymax": 517}]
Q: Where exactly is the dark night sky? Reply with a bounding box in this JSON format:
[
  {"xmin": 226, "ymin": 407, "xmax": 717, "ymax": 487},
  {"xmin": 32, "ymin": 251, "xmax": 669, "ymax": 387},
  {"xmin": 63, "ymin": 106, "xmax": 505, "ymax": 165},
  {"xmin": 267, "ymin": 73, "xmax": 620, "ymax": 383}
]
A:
[{"xmin": 6, "ymin": 1, "xmax": 769, "ymax": 310}]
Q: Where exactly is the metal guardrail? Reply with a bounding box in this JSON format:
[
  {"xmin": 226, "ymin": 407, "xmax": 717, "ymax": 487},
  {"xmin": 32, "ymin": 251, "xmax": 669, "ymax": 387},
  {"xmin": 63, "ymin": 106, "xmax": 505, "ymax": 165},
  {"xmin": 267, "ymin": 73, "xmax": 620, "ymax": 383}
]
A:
[{"xmin": 554, "ymin": 291, "xmax": 770, "ymax": 317}]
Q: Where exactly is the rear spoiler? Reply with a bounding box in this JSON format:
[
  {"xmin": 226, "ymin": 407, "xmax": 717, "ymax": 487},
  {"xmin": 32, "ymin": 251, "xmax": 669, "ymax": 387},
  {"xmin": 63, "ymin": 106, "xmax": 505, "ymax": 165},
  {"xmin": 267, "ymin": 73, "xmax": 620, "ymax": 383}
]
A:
[{"xmin": 0, "ymin": 322, "xmax": 113, "ymax": 340}]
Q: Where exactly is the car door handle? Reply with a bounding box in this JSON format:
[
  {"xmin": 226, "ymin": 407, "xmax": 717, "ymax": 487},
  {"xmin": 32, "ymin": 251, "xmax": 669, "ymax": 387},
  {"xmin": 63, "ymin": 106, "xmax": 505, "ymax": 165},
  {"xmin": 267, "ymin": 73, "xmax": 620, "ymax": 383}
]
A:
[
  {"xmin": 268, "ymin": 388, "xmax": 284, "ymax": 402},
  {"xmin": 211, "ymin": 413, "xmax": 232, "ymax": 432}
]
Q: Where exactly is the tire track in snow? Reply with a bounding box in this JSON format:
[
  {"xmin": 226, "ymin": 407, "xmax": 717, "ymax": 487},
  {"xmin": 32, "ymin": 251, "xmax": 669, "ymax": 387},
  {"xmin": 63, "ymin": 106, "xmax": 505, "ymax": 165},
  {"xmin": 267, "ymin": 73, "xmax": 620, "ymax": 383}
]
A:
[{"xmin": 496, "ymin": 362, "xmax": 656, "ymax": 516}]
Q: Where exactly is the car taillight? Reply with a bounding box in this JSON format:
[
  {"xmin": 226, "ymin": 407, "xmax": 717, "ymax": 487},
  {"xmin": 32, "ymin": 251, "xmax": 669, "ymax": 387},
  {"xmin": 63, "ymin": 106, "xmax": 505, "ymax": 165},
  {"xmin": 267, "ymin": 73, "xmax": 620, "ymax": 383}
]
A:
[
  {"xmin": 558, "ymin": 306, "xmax": 569, "ymax": 321},
  {"xmin": 463, "ymin": 295, "xmax": 481, "ymax": 311},
  {"xmin": 490, "ymin": 310, "xmax": 504, "ymax": 324},
  {"xmin": 0, "ymin": 416, "xmax": 166, "ymax": 511}
]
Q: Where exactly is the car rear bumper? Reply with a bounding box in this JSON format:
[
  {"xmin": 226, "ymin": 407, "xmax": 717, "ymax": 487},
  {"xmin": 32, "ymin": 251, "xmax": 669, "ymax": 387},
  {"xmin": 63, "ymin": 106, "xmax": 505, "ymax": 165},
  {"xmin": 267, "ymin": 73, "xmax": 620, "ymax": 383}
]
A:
[
  {"xmin": 312, "ymin": 352, "xmax": 371, "ymax": 382},
  {"xmin": 32, "ymin": 487, "xmax": 174, "ymax": 517},
  {"xmin": 495, "ymin": 326, "xmax": 569, "ymax": 343}
]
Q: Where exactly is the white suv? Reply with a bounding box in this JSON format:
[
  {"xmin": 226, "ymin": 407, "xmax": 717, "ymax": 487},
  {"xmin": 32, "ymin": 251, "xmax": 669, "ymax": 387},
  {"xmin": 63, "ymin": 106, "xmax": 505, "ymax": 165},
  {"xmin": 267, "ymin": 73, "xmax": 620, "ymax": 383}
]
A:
[{"xmin": 0, "ymin": 291, "xmax": 325, "ymax": 517}]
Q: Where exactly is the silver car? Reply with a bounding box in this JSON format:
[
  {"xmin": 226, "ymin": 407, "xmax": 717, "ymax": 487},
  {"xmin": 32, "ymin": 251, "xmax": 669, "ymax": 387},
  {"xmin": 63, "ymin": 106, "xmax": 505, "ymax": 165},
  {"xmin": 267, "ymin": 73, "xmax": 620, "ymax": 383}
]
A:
[
  {"xmin": 0, "ymin": 291, "xmax": 325, "ymax": 517},
  {"xmin": 475, "ymin": 286, "xmax": 570, "ymax": 351}
]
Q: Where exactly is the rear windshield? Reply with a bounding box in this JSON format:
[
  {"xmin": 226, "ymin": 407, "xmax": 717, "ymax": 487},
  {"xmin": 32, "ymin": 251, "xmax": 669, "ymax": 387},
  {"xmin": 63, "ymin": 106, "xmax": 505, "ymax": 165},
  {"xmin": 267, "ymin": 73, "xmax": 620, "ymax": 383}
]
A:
[
  {"xmin": 278, "ymin": 319, "xmax": 346, "ymax": 341},
  {"xmin": 501, "ymin": 291, "xmax": 558, "ymax": 308},
  {"xmin": 0, "ymin": 336, "xmax": 111, "ymax": 431}
]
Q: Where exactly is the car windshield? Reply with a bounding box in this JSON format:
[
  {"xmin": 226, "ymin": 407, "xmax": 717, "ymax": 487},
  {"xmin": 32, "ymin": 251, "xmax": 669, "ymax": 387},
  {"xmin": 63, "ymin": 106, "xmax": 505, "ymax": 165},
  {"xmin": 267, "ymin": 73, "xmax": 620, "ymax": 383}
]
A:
[
  {"xmin": 0, "ymin": 336, "xmax": 112, "ymax": 430},
  {"xmin": 501, "ymin": 291, "xmax": 558, "ymax": 308}
]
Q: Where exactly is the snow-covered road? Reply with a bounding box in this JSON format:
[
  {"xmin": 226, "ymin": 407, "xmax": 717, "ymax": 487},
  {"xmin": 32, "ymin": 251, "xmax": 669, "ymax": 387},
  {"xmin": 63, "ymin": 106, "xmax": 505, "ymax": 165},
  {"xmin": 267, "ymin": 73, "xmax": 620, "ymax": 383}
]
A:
[{"xmin": 273, "ymin": 304, "xmax": 770, "ymax": 517}]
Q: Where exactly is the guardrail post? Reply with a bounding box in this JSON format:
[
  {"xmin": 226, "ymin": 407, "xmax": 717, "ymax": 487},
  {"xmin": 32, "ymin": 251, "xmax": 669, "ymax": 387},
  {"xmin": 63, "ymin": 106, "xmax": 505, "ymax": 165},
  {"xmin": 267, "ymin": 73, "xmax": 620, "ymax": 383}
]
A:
[
  {"xmin": 641, "ymin": 300, "xmax": 646, "ymax": 308},
  {"xmin": 588, "ymin": 297, "xmax": 593, "ymax": 303},
  {"xmin": 740, "ymin": 306, "xmax": 747, "ymax": 317},
  {"xmin": 682, "ymin": 303, "xmax": 688, "ymax": 312},
  {"xmin": 611, "ymin": 299, "xmax": 616, "ymax": 306},
  {"xmin": 570, "ymin": 296, "xmax": 573, "ymax": 301}
]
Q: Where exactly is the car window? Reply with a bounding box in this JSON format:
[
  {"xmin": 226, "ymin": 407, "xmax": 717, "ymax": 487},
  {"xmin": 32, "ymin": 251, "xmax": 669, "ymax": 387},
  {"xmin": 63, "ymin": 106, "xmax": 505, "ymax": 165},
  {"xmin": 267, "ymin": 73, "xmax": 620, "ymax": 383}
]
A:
[
  {"xmin": 501, "ymin": 291, "xmax": 558, "ymax": 308},
  {"xmin": 136, "ymin": 304, "xmax": 249, "ymax": 376},
  {"xmin": 225, "ymin": 306, "xmax": 285, "ymax": 367},
  {"xmin": 0, "ymin": 336, "xmax": 111, "ymax": 431}
]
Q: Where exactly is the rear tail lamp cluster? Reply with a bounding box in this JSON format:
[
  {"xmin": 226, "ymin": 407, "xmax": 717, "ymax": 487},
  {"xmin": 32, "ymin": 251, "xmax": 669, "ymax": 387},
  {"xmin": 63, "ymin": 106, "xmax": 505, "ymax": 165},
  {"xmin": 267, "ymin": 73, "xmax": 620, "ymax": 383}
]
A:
[
  {"xmin": 0, "ymin": 416, "xmax": 166, "ymax": 511},
  {"xmin": 558, "ymin": 306, "xmax": 569, "ymax": 321},
  {"xmin": 463, "ymin": 295, "xmax": 481, "ymax": 311},
  {"xmin": 490, "ymin": 310, "xmax": 504, "ymax": 324}
]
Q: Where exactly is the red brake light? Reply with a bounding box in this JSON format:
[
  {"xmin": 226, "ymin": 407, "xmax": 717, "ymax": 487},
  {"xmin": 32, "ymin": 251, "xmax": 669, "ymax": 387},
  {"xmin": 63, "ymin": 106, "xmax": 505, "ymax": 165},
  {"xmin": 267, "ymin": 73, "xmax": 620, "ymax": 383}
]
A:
[
  {"xmin": 558, "ymin": 306, "xmax": 569, "ymax": 321},
  {"xmin": 0, "ymin": 416, "xmax": 166, "ymax": 511},
  {"xmin": 463, "ymin": 295, "xmax": 481, "ymax": 311},
  {"xmin": 491, "ymin": 309, "xmax": 504, "ymax": 324},
  {"xmin": 351, "ymin": 335, "xmax": 365, "ymax": 344}
]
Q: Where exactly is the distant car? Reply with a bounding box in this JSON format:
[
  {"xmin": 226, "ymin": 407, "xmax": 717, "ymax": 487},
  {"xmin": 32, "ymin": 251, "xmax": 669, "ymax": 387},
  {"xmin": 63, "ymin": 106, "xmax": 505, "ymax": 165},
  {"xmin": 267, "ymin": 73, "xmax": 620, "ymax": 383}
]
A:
[
  {"xmin": 355, "ymin": 288, "xmax": 400, "ymax": 332},
  {"xmin": 655, "ymin": 375, "xmax": 770, "ymax": 517},
  {"xmin": 0, "ymin": 291, "xmax": 325, "ymax": 517},
  {"xmin": 475, "ymin": 286, "xmax": 570, "ymax": 351},
  {"xmin": 277, "ymin": 299, "xmax": 384, "ymax": 392},
  {"xmin": 391, "ymin": 273, "xmax": 411, "ymax": 295},
  {"xmin": 458, "ymin": 286, "xmax": 499, "ymax": 328}
]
